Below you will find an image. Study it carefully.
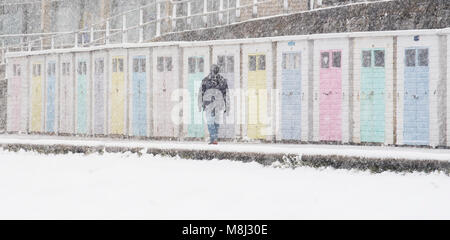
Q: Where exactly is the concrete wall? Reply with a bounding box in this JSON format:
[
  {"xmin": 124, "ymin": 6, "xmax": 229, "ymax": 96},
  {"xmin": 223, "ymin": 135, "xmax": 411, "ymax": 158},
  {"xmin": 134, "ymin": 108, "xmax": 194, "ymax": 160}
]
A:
[{"xmin": 157, "ymin": 0, "xmax": 450, "ymax": 42}]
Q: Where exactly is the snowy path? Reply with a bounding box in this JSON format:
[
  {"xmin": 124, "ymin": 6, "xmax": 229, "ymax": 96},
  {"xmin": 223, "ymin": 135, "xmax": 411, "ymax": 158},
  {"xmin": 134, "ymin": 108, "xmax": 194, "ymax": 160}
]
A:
[
  {"xmin": 0, "ymin": 134, "xmax": 449, "ymax": 161},
  {"xmin": 0, "ymin": 149, "xmax": 448, "ymax": 220}
]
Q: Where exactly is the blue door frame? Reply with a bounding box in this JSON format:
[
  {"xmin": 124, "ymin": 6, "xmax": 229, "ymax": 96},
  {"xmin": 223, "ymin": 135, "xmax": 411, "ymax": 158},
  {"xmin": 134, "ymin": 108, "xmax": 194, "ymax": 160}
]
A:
[
  {"xmin": 403, "ymin": 47, "xmax": 429, "ymax": 145},
  {"xmin": 281, "ymin": 52, "xmax": 302, "ymax": 140},
  {"xmin": 132, "ymin": 56, "xmax": 147, "ymax": 136}
]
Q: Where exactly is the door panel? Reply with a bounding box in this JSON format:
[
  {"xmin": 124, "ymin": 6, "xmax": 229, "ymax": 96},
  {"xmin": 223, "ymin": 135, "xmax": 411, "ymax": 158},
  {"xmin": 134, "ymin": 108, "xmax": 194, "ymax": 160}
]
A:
[
  {"xmin": 281, "ymin": 52, "xmax": 301, "ymax": 140},
  {"xmin": 111, "ymin": 56, "xmax": 125, "ymax": 135},
  {"xmin": 46, "ymin": 61, "xmax": 56, "ymax": 133},
  {"xmin": 360, "ymin": 49, "xmax": 385, "ymax": 143},
  {"xmin": 94, "ymin": 58, "xmax": 105, "ymax": 135},
  {"xmin": 76, "ymin": 60, "xmax": 88, "ymax": 134},
  {"xmin": 217, "ymin": 55, "xmax": 235, "ymax": 139},
  {"xmin": 9, "ymin": 63, "xmax": 22, "ymax": 131},
  {"xmin": 403, "ymin": 48, "xmax": 429, "ymax": 145},
  {"xmin": 31, "ymin": 63, "xmax": 43, "ymax": 132},
  {"xmin": 319, "ymin": 50, "xmax": 342, "ymax": 141},
  {"xmin": 188, "ymin": 57, "xmax": 205, "ymax": 138},
  {"xmin": 59, "ymin": 61, "xmax": 72, "ymax": 134},
  {"xmin": 132, "ymin": 56, "xmax": 147, "ymax": 137},
  {"xmin": 247, "ymin": 54, "xmax": 267, "ymax": 140}
]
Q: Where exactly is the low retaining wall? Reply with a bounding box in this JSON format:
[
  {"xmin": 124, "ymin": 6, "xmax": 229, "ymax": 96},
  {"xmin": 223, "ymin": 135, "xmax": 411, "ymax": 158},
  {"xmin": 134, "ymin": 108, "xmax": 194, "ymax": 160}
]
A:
[{"xmin": 1, "ymin": 143, "xmax": 449, "ymax": 175}]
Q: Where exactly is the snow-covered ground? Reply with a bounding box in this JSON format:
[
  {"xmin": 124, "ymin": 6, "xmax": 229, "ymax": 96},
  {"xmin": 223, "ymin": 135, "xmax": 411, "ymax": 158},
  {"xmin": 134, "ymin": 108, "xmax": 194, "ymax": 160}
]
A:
[{"xmin": 0, "ymin": 149, "xmax": 448, "ymax": 220}]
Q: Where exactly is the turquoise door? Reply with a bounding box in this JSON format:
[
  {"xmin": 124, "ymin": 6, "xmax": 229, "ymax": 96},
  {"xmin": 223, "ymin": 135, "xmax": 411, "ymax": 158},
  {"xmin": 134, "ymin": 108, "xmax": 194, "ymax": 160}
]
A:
[
  {"xmin": 360, "ymin": 49, "xmax": 385, "ymax": 143},
  {"xmin": 404, "ymin": 48, "xmax": 429, "ymax": 145},
  {"xmin": 281, "ymin": 52, "xmax": 302, "ymax": 140},
  {"xmin": 188, "ymin": 56, "xmax": 205, "ymax": 138},
  {"xmin": 132, "ymin": 56, "xmax": 147, "ymax": 137},
  {"xmin": 76, "ymin": 60, "xmax": 88, "ymax": 134},
  {"xmin": 45, "ymin": 61, "xmax": 56, "ymax": 133}
]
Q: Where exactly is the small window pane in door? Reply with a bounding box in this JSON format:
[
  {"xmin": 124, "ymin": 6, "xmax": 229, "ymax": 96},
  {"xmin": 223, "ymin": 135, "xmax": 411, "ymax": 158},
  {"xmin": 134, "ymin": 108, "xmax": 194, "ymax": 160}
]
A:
[
  {"xmin": 282, "ymin": 53, "xmax": 287, "ymax": 70},
  {"xmin": 78, "ymin": 62, "xmax": 83, "ymax": 75},
  {"xmin": 293, "ymin": 53, "xmax": 300, "ymax": 69},
  {"xmin": 226, "ymin": 56, "xmax": 234, "ymax": 73},
  {"xmin": 38, "ymin": 64, "xmax": 41, "ymax": 76},
  {"xmin": 188, "ymin": 57, "xmax": 195, "ymax": 73},
  {"xmin": 165, "ymin": 57, "xmax": 172, "ymax": 72},
  {"xmin": 83, "ymin": 62, "xmax": 87, "ymax": 75},
  {"xmin": 13, "ymin": 64, "xmax": 17, "ymax": 76},
  {"xmin": 62, "ymin": 63, "xmax": 66, "ymax": 75},
  {"xmin": 67, "ymin": 63, "xmax": 70, "ymax": 75},
  {"xmin": 112, "ymin": 59, "xmax": 117, "ymax": 72},
  {"xmin": 362, "ymin": 50, "xmax": 371, "ymax": 67},
  {"xmin": 217, "ymin": 56, "xmax": 225, "ymax": 73},
  {"xmin": 418, "ymin": 49, "xmax": 429, "ymax": 67},
  {"xmin": 249, "ymin": 56, "xmax": 256, "ymax": 71},
  {"xmin": 48, "ymin": 63, "xmax": 52, "ymax": 76},
  {"xmin": 118, "ymin": 59, "xmax": 124, "ymax": 72},
  {"xmin": 405, "ymin": 49, "xmax": 416, "ymax": 67},
  {"xmin": 332, "ymin": 51, "xmax": 341, "ymax": 68},
  {"xmin": 157, "ymin": 57, "xmax": 164, "ymax": 72},
  {"xmin": 52, "ymin": 63, "xmax": 56, "ymax": 75},
  {"xmin": 374, "ymin": 50, "xmax": 385, "ymax": 67},
  {"xmin": 258, "ymin": 55, "xmax": 266, "ymax": 70},
  {"xmin": 133, "ymin": 59, "xmax": 139, "ymax": 73},
  {"xmin": 198, "ymin": 57, "xmax": 204, "ymax": 73},
  {"xmin": 321, "ymin": 52, "xmax": 329, "ymax": 68},
  {"xmin": 98, "ymin": 60, "xmax": 104, "ymax": 73},
  {"xmin": 140, "ymin": 59, "xmax": 146, "ymax": 73}
]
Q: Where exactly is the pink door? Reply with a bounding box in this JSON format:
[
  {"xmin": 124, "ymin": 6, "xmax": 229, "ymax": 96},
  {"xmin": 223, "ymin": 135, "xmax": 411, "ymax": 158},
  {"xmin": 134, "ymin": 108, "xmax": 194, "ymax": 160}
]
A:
[{"xmin": 319, "ymin": 50, "xmax": 342, "ymax": 141}]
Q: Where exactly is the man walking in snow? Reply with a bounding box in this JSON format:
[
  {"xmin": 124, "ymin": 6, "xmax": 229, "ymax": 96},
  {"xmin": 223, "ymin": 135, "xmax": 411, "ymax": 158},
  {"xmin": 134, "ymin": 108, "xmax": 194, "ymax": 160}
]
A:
[{"xmin": 198, "ymin": 64, "xmax": 230, "ymax": 144}]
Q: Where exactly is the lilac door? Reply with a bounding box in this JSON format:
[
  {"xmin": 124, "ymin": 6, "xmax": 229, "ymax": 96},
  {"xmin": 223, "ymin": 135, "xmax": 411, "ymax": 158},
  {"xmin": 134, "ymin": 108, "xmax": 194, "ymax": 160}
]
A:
[
  {"xmin": 155, "ymin": 56, "xmax": 175, "ymax": 137},
  {"xmin": 319, "ymin": 50, "xmax": 342, "ymax": 141},
  {"xmin": 217, "ymin": 55, "xmax": 235, "ymax": 139},
  {"xmin": 94, "ymin": 58, "xmax": 105, "ymax": 135},
  {"xmin": 9, "ymin": 63, "xmax": 22, "ymax": 132}
]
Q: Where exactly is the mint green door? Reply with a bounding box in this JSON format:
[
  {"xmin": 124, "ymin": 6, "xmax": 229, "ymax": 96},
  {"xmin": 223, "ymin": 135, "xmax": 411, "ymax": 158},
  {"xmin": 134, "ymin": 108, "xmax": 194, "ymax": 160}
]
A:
[
  {"xmin": 187, "ymin": 57, "xmax": 205, "ymax": 138},
  {"xmin": 360, "ymin": 49, "xmax": 385, "ymax": 143}
]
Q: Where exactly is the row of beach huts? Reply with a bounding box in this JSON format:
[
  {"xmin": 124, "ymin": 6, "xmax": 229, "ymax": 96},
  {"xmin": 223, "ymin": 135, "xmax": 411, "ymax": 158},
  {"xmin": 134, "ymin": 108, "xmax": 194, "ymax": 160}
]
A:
[{"xmin": 4, "ymin": 28, "xmax": 450, "ymax": 147}]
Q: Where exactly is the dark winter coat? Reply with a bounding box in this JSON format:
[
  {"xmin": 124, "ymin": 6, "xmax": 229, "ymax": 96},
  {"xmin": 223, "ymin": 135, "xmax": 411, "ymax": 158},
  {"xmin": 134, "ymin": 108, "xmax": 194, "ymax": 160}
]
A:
[{"xmin": 198, "ymin": 73, "xmax": 230, "ymax": 113}]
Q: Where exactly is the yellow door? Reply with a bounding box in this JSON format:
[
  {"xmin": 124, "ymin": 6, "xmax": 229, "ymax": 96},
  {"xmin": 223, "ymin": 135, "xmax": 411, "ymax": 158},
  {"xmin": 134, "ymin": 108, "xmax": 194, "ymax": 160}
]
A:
[
  {"xmin": 110, "ymin": 56, "xmax": 125, "ymax": 135},
  {"xmin": 247, "ymin": 54, "xmax": 268, "ymax": 139},
  {"xmin": 31, "ymin": 63, "xmax": 43, "ymax": 132}
]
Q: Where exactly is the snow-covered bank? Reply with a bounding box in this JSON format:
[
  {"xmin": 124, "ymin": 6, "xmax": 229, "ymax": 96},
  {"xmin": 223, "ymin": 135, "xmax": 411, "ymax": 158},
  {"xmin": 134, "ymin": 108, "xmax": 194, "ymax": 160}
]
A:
[
  {"xmin": 0, "ymin": 134, "xmax": 449, "ymax": 174},
  {"xmin": 0, "ymin": 149, "xmax": 448, "ymax": 220}
]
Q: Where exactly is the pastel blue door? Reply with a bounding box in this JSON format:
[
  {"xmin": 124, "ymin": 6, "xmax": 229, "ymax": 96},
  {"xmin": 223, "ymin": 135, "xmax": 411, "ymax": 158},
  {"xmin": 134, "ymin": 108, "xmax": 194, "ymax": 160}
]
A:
[
  {"xmin": 76, "ymin": 60, "xmax": 88, "ymax": 134},
  {"xmin": 132, "ymin": 56, "xmax": 147, "ymax": 137},
  {"xmin": 188, "ymin": 56, "xmax": 205, "ymax": 138},
  {"xmin": 46, "ymin": 61, "xmax": 56, "ymax": 133},
  {"xmin": 403, "ymin": 48, "xmax": 429, "ymax": 145},
  {"xmin": 281, "ymin": 52, "xmax": 302, "ymax": 140}
]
